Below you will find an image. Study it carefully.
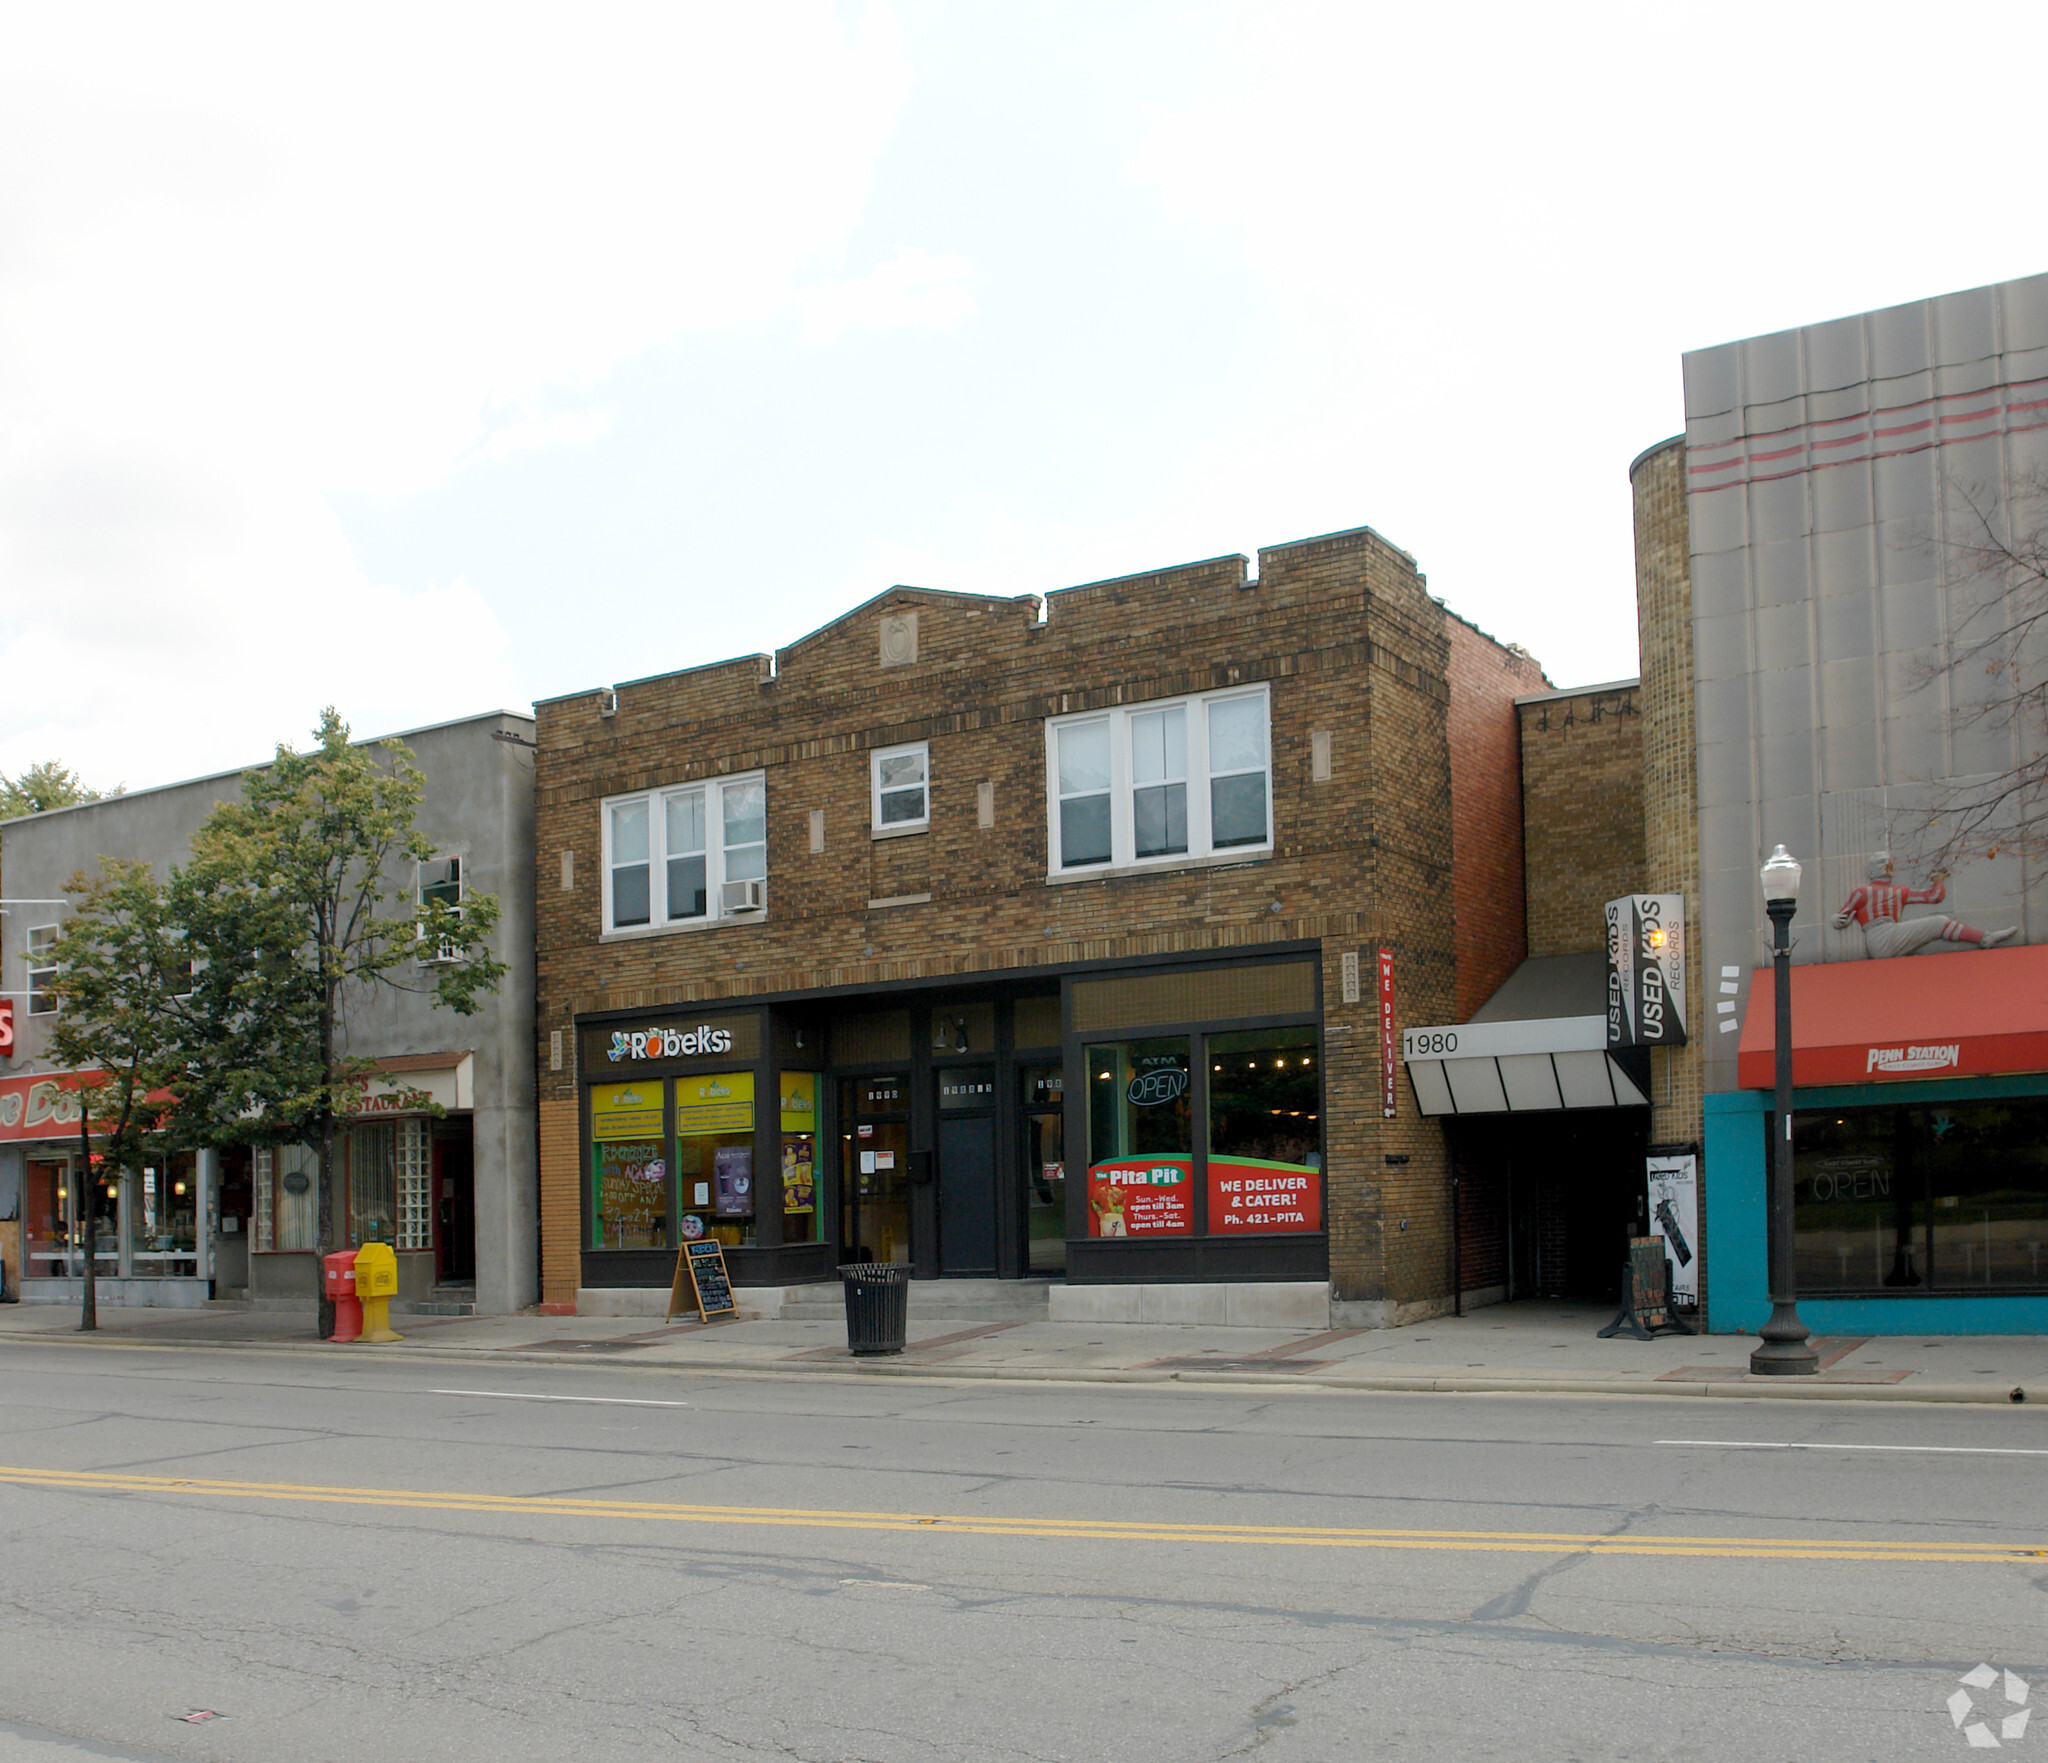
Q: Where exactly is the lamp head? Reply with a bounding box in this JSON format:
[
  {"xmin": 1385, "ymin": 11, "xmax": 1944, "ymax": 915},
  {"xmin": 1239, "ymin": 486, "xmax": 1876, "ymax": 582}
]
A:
[{"xmin": 1761, "ymin": 844, "xmax": 1802, "ymax": 906}]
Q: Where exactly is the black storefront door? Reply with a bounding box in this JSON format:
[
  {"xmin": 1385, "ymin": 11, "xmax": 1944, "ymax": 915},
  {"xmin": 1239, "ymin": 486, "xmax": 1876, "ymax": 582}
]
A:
[{"xmin": 937, "ymin": 1113, "xmax": 998, "ymax": 1275}]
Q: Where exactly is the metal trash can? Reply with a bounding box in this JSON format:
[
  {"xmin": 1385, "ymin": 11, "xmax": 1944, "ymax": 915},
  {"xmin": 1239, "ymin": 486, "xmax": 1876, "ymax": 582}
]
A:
[{"xmin": 839, "ymin": 1262, "xmax": 911, "ymax": 1356}]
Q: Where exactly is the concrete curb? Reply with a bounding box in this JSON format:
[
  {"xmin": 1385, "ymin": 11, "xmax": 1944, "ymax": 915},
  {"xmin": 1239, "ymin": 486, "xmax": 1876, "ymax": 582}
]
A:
[{"xmin": 0, "ymin": 1331, "xmax": 2032, "ymax": 1405}]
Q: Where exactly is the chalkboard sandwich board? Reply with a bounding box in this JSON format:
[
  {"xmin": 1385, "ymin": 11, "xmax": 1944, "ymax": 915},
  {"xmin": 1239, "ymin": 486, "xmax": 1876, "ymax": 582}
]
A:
[{"xmin": 669, "ymin": 1238, "xmax": 737, "ymax": 1323}]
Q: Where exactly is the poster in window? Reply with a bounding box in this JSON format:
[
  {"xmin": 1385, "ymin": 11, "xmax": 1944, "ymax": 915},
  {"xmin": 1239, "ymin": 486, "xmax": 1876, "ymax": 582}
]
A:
[
  {"xmin": 713, "ymin": 1144, "xmax": 754, "ymax": 1218},
  {"xmin": 781, "ymin": 1135, "xmax": 815, "ymax": 1215},
  {"xmin": 591, "ymin": 1081, "xmax": 664, "ymax": 1140},
  {"xmin": 596, "ymin": 1142, "xmax": 666, "ymax": 1248},
  {"xmin": 1087, "ymin": 1156, "xmax": 1194, "ymax": 1235},
  {"xmin": 1207, "ymin": 1157, "xmax": 1322, "ymax": 1234},
  {"xmin": 1645, "ymin": 1152, "xmax": 1699, "ymax": 1305},
  {"xmin": 676, "ymin": 1071, "xmax": 754, "ymax": 1135}
]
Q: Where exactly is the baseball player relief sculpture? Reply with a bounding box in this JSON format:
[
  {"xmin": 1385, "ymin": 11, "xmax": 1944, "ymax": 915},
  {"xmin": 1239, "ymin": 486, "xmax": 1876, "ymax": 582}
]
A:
[{"xmin": 1831, "ymin": 853, "xmax": 2017, "ymax": 958}]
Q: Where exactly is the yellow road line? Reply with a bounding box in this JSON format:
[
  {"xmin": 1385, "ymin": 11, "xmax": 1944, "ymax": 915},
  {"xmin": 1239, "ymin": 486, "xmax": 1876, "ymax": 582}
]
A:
[{"xmin": 1, "ymin": 1465, "xmax": 2039, "ymax": 1563}]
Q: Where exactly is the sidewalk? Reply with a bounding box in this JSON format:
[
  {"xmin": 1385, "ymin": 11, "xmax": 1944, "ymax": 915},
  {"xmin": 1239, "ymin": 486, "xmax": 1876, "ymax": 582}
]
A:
[{"xmin": 2, "ymin": 1296, "xmax": 2041, "ymax": 1404}]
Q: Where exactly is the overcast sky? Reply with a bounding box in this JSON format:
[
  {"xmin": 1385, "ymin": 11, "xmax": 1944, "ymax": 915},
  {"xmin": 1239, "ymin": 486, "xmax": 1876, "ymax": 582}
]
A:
[{"xmin": 5, "ymin": 1, "xmax": 2045, "ymax": 792}]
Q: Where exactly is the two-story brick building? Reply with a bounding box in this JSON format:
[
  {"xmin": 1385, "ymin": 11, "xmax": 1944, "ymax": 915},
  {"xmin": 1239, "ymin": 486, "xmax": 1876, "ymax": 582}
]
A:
[{"xmin": 533, "ymin": 525, "xmax": 1552, "ymax": 1325}]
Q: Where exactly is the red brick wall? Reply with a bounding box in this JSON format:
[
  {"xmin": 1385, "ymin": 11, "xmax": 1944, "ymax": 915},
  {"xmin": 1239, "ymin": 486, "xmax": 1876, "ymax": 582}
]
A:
[{"xmin": 1445, "ymin": 616, "xmax": 1549, "ymax": 1019}]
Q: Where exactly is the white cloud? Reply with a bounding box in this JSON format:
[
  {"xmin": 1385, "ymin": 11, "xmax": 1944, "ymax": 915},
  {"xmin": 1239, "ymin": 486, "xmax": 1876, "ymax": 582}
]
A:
[
  {"xmin": 1118, "ymin": 0, "xmax": 2048, "ymax": 683},
  {"xmin": 796, "ymin": 247, "xmax": 979, "ymax": 346},
  {"xmin": 0, "ymin": 0, "xmax": 913, "ymax": 786}
]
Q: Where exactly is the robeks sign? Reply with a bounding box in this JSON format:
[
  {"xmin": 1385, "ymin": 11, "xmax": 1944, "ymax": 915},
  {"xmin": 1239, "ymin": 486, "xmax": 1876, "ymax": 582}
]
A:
[
  {"xmin": 577, "ymin": 1012, "xmax": 759, "ymax": 1073},
  {"xmin": 1606, "ymin": 894, "xmax": 1687, "ymax": 1049}
]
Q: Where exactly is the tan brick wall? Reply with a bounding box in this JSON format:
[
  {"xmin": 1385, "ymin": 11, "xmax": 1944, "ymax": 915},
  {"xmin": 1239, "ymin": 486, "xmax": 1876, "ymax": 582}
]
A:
[
  {"xmin": 1518, "ymin": 685, "xmax": 1645, "ymax": 958},
  {"xmin": 534, "ymin": 528, "xmax": 1547, "ymax": 1314},
  {"xmin": 538, "ymin": 1096, "xmax": 580, "ymax": 1308},
  {"xmin": 1631, "ymin": 438, "xmax": 1704, "ymax": 1149}
]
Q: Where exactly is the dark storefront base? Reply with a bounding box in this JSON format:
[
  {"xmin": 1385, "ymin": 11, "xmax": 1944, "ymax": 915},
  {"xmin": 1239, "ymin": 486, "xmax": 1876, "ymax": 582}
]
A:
[
  {"xmin": 585, "ymin": 1239, "xmax": 1323, "ymax": 1287},
  {"xmin": 1066, "ymin": 1234, "xmax": 1328, "ymax": 1284},
  {"xmin": 582, "ymin": 1243, "xmax": 837, "ymax": 1289}
]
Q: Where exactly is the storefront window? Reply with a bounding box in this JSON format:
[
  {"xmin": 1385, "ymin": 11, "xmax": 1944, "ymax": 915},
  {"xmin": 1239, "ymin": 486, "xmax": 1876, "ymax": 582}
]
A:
[
  {"xmin": 129, "ymin": 1150, "xmax": 199, "ymax": 1275},
  {"xmin": 1205, "ymin": 1026, "xmax": 1322, "ymax": 1234},
  {"xmin": 780, "ymin": 1073, "xmax": 820, "ymax": 1242},
  {"xmin": 1926, "ymin": 1104, "xmax": 2048, "ymax": 1289},
  {"xmin": 255, "ymin": 1144, "xmax": 320, "ymax": 1253},
  {"xmin": 591, "ymin": 1080, "xmax": 667, "ymax": 1250},
  {"xmin": 1795, "ymin": 1099, "xmax": 2048, "ymax": 1293},
  {"xmin": 347, "ymin": 1124, "xmax": 396, "ymax": 1246},
  {"xmin": 1085, "ymin": 1037, "xmax": 1192, "ymax": 1235},
  {"xmin": 676, "ymin": 1071, "xmax": 755, "ymax": 1248}
]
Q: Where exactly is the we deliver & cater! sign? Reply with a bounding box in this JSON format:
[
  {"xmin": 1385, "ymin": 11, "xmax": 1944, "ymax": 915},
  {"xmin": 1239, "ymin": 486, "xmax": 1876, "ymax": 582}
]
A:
[{"xmin": 1207, "ymin": 1158, "xmax": 1322, "ymax": 1234}]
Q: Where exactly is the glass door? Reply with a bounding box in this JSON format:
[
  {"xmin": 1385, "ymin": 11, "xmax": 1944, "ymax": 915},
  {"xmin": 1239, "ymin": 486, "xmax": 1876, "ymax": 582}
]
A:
[
  {"xmin": 1020, "ymin": 1063, "xmax": 1067, "ymax": 1275},
  {"xmin": 841, "ymin": 1073, "xmax": 910, "ymax": 1265},
  {"xmin": 25, "ymin": 1155, "xmax": 74, "ymax": 1278}
]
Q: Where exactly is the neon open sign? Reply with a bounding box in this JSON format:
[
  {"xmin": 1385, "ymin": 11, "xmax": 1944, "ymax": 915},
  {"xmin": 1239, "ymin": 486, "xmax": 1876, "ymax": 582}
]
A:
[{"xmin": 1126, "ymin": 1068, "xmax": 1188, "ymax": 1107}]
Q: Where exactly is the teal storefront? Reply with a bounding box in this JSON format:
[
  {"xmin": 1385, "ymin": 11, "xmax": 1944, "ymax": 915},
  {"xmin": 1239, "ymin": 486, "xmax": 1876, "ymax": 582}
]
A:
[{"xmin": 1706, "ymin": 1074, "xmax": 2048, "ymax": 1336}]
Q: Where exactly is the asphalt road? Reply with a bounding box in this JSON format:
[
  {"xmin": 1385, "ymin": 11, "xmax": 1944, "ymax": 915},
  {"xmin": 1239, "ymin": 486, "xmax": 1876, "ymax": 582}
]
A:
[{"xmin": 0, "ymin": 1341, "xmax": 2043, "ymax": 1762}]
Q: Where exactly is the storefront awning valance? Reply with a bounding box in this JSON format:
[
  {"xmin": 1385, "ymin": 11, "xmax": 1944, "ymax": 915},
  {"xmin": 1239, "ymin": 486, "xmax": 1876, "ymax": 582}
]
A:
[
  {"xmin": 1736, "ymin": 945, "xmax": 2048, "ymax": 1088},
  {"xmin": 1403, "ymin": 954, "xmax": 1651, "ymax": 1116}
]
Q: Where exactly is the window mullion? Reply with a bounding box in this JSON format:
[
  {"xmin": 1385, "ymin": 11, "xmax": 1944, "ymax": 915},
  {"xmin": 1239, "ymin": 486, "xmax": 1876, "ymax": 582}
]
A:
[
  {"xmin": 708, "ymin": 782, "xmax": 725, "ymax": 920},
  {"xmin": 1189, "ymin": 699, "xmax": 1214, "ymax": 857},
  {"xmin": 648, "ymin": 792, "xmax": 665, "ymax": 924},
  {"xmin": 1111, "ymin": 710, "xmax": 1133, "ymax": 867}
]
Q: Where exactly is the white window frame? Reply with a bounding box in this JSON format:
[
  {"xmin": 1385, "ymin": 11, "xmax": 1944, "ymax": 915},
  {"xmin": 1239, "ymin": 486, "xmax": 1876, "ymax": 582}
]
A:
[
  {"xmin": 871, "ymin": 741, "xmax": 930, "ymax": 835},
  {"xmin": 1043, "ymin": 685, "xmax": 1273, "ymax": 877},
  {"xmin": 27, "ymin": 925, "xmax": 57, "ymax": 1016},
  {"xmin": 417, "ymin": 854, "xmax": 463, "ymax": 964},
  {"xmin": 601, "ymin": 772, "xmax": 768, "ymax": 935}
]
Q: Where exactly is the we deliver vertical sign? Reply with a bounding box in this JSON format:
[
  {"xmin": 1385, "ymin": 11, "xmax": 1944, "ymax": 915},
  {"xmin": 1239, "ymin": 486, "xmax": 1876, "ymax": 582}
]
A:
[{"xmin": 1378, "ymin": 948, "xmax": 1397, "ymax": 1119}]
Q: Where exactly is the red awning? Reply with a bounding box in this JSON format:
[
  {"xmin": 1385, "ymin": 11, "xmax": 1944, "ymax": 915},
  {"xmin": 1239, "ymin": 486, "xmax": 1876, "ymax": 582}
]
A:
[{"xmin": 1737, "ymin": 944, "xmax": 2048, "ymax": 1088}]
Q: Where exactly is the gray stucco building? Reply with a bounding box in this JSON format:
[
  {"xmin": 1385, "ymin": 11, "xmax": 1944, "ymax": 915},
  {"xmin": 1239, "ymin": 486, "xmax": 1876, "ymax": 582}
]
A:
[
  {"xmin": 0, "ymin": 711, "xmax": 538, "ymax": 1316},
  {"xmin": 1672, "ymin": 270, "xmax": 2048, "ymax": 1332}
]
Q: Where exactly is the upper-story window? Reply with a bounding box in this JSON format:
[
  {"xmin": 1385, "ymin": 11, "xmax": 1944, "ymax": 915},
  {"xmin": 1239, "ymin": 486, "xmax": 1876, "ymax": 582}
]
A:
[
  {"xmin": 418, "ymin": 855, "xmax": 462, "ymax": 962},
  {"xmin": 1045, "ymin": 686, "xmax": 1271, "ymax": 874},
  {"xmin": 604, "ymin": 773, "xmax": 767, "ymax": 933},
  {"xmin": 872, "ymin": 742, "xmax": 929, "ymax": 833},
  {"xmin": 27, "ymin": 925, "xmax": 57, "ymax": 1015}
]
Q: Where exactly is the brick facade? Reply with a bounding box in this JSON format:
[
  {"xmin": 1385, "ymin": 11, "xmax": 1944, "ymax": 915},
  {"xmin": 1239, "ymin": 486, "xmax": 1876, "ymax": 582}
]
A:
[
  {"xmin": 1517, "ymin": 683, "xmax": 1646, "ymax": 959},
  {"xmin": 1446, "ymin": 615, "xmax": 1550, "ymax": 1017},
  {"xmin": 1630, "ymin": 438, "xmax": 1704, "ymax": 1150},
  {"xmin": 533, "ymin": 526, "xmax": 1543, "ymax": 1317}
]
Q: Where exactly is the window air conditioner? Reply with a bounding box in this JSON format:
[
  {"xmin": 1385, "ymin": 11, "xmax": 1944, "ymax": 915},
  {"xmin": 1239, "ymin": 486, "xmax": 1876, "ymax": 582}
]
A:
[{"xmin": 721, "ymin": 878, "xmax": 765, "ymax": 913}]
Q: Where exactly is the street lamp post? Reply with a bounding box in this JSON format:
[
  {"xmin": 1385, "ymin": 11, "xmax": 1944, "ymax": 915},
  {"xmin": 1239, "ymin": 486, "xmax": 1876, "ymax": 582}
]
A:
[{"xmin": 1751, "ymin": 844, "xmax": 1819, "ymax": 1376}]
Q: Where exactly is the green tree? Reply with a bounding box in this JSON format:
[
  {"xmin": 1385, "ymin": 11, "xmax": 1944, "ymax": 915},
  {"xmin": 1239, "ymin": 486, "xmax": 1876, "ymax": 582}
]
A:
[
  {"xmin": 0, "ymin": 761, "xmax": 101, "ymax": 820},
  {"xmin": 44, "ymin": 862, "xmax": 188, "ymax": 1331},
  {"xmin": 188, "ymin": 709, "xmax": 506, "ymax": 1333}
]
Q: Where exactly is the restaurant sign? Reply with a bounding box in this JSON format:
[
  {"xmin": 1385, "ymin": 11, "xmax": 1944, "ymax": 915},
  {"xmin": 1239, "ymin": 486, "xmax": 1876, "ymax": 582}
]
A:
[
  {"xmin": 580, "ymin": 1012, "xmax": 759, "ymax": 1073},
  {"xmin": 0, "ymin": 1070, "xmax": 102, "ymax": 1141}
]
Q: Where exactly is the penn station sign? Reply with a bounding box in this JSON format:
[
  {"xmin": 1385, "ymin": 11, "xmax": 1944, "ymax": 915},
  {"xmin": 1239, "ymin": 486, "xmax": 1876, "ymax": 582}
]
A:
[{"xmin": 579, "ymin": 1012, "xmax": 760, "ymax": 1073}]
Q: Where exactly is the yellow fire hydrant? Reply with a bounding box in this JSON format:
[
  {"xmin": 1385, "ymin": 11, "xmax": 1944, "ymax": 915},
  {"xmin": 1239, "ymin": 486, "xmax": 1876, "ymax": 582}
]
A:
[{"xmin": 351, "ymin": 1241, "xmax": 403, "ymax": 1343}]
